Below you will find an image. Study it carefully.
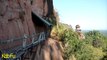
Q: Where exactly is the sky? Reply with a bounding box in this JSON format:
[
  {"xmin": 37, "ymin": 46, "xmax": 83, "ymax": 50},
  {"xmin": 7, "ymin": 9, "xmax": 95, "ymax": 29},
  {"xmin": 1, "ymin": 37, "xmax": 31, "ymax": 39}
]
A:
[{"xmin": 53, "ymin": 0, "xmax": 107, "ymax": 30}]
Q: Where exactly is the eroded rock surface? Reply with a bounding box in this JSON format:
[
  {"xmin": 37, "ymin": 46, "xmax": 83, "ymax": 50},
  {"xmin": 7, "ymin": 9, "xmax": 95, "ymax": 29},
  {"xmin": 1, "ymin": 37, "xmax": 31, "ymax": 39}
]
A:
[
  {"xmin": 22, "ymin": 38, "xmax": 63, "ymax": 60},
  {"xmin": 0, "ymin": 0, "xmax": 54, "ymax": 50},
  {"xmin": 0, "ymin": 0, "xmax": 63, "ymax": 60},
  {"xmin": 0, "ymin": 0, "xmax": 35, "ymax": 49}
]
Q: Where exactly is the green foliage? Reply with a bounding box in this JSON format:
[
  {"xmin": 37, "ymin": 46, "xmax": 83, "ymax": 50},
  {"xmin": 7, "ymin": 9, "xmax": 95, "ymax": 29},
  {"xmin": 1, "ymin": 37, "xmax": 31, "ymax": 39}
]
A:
[{"xmin": 54, "ymin": 23, "xmax": 107, "ymax": 60}]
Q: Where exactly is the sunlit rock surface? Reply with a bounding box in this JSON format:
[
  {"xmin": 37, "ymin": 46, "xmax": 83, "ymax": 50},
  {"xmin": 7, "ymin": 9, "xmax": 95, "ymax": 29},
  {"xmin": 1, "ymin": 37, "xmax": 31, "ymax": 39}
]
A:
[{"xmin": 36, "ymin": 38, "xmax": 63, "ymax": 60}]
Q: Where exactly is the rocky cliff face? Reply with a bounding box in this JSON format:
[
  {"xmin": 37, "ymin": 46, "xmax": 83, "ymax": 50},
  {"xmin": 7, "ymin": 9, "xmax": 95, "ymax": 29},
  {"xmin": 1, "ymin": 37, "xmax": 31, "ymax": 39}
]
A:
[
  {"xmin": 32, "ymin": 0, "xmax": 54, "ymax": 17},
  {"xmin": 0, "ymin": 0, "xmax": 53, "ymax": 49},
  {"xmin": 23, "ymin": 38, "xmax": 63, "ymax": 60},
  {"xmin": 0, "ymin": 0, "xmax": 35, "ymax": 49},
  {"xmin": 0, "ymin": 0, "xmax": 54, "ymax": 40},
  {"xmin": 0, "ymin": 0, "xmax": 63, "ymax": 60},
  {"xmin": 35, "ymin": 38, "xmax": 63, "ymax": 60}
]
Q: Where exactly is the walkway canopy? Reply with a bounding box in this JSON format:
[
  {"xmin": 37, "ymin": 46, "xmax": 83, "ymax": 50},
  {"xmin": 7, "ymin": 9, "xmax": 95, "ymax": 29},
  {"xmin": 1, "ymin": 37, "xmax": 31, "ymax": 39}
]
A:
[{"xmin": 32, "ymin": 11, "xmax": 52, "ymax": 27}]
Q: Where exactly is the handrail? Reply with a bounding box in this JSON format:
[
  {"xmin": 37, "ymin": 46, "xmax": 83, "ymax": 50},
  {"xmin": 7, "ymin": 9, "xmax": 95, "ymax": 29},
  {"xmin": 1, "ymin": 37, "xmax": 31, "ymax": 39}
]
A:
[
  {"xmin": 0, "ymin": 32, "xmax": 47, "ymax": 60},
  {"xmin": 0, "ymin": 32, "xmax": 40, "ymax": 45}
]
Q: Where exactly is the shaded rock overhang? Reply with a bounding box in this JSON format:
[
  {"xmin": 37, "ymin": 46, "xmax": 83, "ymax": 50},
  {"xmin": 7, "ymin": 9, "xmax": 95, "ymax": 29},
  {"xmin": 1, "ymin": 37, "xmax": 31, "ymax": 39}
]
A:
[{"xmin": 32, "ymin": 11, "xmax": 52, "ymax": 27}]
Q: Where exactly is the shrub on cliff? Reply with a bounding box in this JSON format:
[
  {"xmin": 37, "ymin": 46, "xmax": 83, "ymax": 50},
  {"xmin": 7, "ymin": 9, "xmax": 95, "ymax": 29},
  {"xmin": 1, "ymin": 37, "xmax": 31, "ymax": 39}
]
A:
[
  {"xmin": 51, "ymin": 22, "xmax": 107, "ymax": 60},
  {"xmin": 63, "ymin": 30, "xmax": 107, "ymax": 60}
]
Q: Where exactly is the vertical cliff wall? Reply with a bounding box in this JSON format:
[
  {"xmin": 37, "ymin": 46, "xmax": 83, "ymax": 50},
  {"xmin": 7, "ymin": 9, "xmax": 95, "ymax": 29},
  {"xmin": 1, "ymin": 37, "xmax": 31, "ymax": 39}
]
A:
[
  {"xmin": 0, "ymin": 0, "xmax": 54, "ymax": 49},
  {"xmin": 0, "ymin": 0, "xmax": 54, "ymax": 41},
  {"xmin": 0, "ymin": 0, "xmax": 35, "ymax": 49},
  {"xmin": 0, "ymin": 0, "xmax": 63, "ymax": 60},
  {"xmin": 32, "ymin": 0, "xmax": 54, "ymax": 17}
]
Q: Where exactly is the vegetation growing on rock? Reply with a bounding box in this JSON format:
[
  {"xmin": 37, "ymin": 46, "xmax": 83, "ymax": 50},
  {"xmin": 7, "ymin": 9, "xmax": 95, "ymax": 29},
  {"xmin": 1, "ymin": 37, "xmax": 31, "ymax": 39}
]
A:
[{"xmin": 51, "ymin": 22, "xmax": 107, "ymax": 60}]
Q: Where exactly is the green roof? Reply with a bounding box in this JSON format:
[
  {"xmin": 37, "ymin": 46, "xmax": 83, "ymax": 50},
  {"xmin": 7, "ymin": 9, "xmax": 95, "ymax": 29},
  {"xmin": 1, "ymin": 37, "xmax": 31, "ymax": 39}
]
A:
[{"xmin": 32, "ymin": 11, "xmax": 52, "ymax": 27}]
